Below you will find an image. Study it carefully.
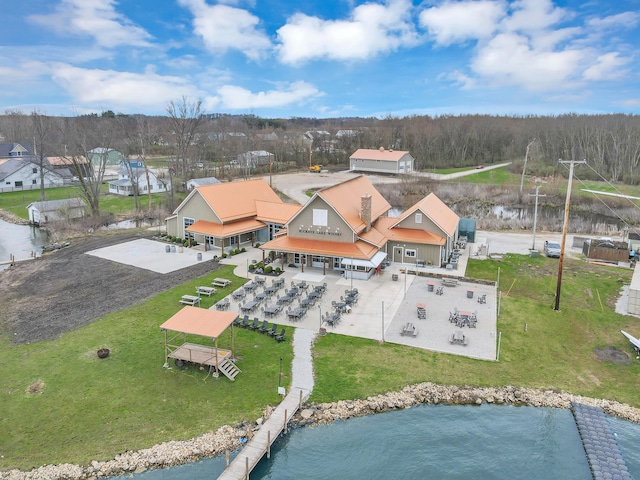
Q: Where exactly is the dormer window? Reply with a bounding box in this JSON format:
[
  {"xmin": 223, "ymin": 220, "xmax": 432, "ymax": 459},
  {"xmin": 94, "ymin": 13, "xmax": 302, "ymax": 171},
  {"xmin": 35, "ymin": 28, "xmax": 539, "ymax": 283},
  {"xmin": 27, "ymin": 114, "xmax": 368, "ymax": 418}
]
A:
[{"xmin": 415, "ymin": 213, "xmax": 422, "ymax": 224}]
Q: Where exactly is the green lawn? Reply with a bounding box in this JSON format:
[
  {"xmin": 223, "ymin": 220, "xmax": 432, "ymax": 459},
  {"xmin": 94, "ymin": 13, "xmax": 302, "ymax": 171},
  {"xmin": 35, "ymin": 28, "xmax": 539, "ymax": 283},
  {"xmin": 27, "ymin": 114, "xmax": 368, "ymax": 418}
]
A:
[
  {"xmin": 313, "ymin": 255, "xmax": 640, "ymax": 407},
  {"xmin": 0, "ymin": 265, "xmax": 293, "ymax": 471},
  {"xmin": 1, "ymin": 252, "xmax": 640, "ymax": 471},
  {"xmin": 0, "ymin": 186, "xmax": 182, "ymax": 219},
  {"xmin": 452, "ymin": 166, "xmax": 518, "ymax": 185}
]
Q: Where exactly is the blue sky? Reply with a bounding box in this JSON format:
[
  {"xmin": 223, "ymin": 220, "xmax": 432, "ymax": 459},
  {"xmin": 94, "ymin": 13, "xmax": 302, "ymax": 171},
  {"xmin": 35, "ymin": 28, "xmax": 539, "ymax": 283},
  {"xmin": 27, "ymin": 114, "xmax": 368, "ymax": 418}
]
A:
[{"xmin": 1, "ymin": 0, "xmax": 639, "ymax": 118}]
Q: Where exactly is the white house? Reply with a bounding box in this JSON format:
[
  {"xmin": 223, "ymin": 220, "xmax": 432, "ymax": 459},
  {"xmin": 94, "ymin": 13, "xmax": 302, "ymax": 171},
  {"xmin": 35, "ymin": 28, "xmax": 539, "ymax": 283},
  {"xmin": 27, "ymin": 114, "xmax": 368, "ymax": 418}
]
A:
[
  {"xmin": 27, "ymin": 198, "xmax": 86, "ymax": 225},
  {"xmin": 237, "ymin": 150, "xmax": 273, "ymax": 168},
  {"xmin": 0, "ymin": 158, "xmax": 64, "ymax": 192},
  {"xmin": 108, "ymin": 159, "xmax": 171, "ymax": 196},
  {"xmin": 186, "ymin": 176, "xmax": 221, "ymax": 190},
  {"xmin": 349, "ymin": 148, "xmax": 414, "ymax": 174}
]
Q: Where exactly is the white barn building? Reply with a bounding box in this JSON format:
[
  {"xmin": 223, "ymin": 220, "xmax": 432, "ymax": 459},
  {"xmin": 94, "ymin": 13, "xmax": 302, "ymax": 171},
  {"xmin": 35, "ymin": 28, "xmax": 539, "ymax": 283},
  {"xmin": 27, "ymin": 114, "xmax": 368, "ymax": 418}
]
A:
[{"xmin": 349, "ymin": 148, "xmax": 414, "ymax": 175}]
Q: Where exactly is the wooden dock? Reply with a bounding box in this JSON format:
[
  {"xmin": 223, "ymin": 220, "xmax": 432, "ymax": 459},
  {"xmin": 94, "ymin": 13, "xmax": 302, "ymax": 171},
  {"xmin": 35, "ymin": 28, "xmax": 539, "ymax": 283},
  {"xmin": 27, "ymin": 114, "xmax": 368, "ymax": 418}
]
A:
[{"xmin": 217, "ymin": 387, "xmax": 310, "ymax": 480}]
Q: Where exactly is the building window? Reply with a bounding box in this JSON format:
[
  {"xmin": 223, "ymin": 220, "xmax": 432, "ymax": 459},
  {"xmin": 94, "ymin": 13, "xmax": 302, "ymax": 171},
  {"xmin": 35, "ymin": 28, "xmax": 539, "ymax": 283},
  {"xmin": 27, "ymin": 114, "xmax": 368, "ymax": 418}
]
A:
[
  {"xmin": 183, "ymin": 217, "xmax": 194, "ymax": 239},
  {"xmin": 415, "ymin": 213, "xmax": 422, "ymax": 224},
  {"xmin": 32, "ymin": 168, "xmax": 38, "ymax": 173},
  {"xmin": 32, "ymin": 179, "xmax": 37, "ymax": 185},
  {"xmin": 405, "ymin": 249, "xmax": 417, "ymax": 258},
  {"xmin": 15, "ymin": 181, "xmax": 23, "ymax": 187}
]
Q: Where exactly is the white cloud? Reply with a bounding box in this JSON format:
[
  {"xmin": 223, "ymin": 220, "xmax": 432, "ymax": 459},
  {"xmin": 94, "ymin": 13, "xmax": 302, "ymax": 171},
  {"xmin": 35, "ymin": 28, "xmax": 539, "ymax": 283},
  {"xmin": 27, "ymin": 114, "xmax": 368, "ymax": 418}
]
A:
[
  {"xmin": 276, "ymin": 0, "xmax": 418, "ymax": 64},
  {"xmin": 211, "ymin": 81, "xmax": 323, "ymax": 109},
  {"xmin": 587, "ymin": 11, "xmax": 640, "ymax": 31},
  {"xmin": 28, "ymin": 0, "xmax": 153, "ymax": 48},
  {"xmin": 583, "ymin": 53, "xmax": 631, "ymax": 81},
  {"xmin": 177, "ymin": 0, "xmax": 271, "ymax": 60},
  {"xmin": 419, "ymin": 1, "xmax": 506, "ymax": 46},
  {"xmin": 500, "ymin": 0, "xmax": 568, "ymax": 33},
  {"xmin": 50, "ymin": 64, "xmax": 197, "ymax": 109}
]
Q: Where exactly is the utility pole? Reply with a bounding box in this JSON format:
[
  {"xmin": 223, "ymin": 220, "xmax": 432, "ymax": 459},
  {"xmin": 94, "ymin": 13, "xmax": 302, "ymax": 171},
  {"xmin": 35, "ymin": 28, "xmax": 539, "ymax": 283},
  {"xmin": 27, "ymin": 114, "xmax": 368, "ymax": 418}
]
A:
[
  {"xmin": 554, "ymin": 159, "xmax": 586, "ymax": 311},
  {"xmin": 520, "ymin": 139, "xmax": 536, "ymax": 194},
  {"xmin": 529, "ymin": 186, "xmax": 546, "ymax": 250}
]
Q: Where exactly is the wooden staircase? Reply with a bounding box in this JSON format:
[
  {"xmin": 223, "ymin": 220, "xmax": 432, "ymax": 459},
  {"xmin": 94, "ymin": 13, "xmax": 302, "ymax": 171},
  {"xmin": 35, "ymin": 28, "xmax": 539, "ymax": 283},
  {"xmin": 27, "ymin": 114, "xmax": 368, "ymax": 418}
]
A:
[{"xmin": 218, "ymin": 358, "xmax": 242, "ymax": 381}]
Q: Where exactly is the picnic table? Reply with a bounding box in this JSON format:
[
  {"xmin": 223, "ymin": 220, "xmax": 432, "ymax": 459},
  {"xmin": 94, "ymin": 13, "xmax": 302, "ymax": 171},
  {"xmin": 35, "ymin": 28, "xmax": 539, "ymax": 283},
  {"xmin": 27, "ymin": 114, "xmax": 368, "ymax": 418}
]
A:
[
  {"xmin": 240, "ymin": 300, "xmax": 259, "ymax": 313},
  {"xmin": 179, "ymin": 294, "xmax": 201, "ymax": 306},
  {"xmin": 263, "ymin": 304, "xmax": 281, "ymax": 317},
  {"xmin": 287, "ymin": 307, "xmax": 306, "ymax": 320},
  {"xmin": 196, "ymin": 285, "xmax": 216, "ymax": 296},
  {"xmin": 212, "ymin": 278, "xmax": 232, "ymax": 288},
  {"xmin": 442, "ymin": 278, "xmax": 458, "ymax": 287},
  {"xmin": 401, "ymin": 322, "xmax": 418, "ymax": 336}
]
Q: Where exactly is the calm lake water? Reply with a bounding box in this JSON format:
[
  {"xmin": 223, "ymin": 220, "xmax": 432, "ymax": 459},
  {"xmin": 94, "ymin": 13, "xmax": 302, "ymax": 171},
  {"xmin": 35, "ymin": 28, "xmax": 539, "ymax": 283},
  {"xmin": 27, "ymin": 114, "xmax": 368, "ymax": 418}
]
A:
[
  {"xmin": 0, "ymin": 218, "xmax": 48, "ymax": 263},
  {"xmin": 114, "ymin": 404, "xmax": 640, "ymax": 480}
]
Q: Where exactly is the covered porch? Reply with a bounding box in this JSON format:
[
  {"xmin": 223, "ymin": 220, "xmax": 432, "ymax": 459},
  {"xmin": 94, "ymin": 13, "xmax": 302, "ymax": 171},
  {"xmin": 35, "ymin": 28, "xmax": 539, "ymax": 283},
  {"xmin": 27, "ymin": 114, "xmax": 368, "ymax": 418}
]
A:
[{"xmin": 186, "ymin": 218, "xmax": 268, "ymax": 255}]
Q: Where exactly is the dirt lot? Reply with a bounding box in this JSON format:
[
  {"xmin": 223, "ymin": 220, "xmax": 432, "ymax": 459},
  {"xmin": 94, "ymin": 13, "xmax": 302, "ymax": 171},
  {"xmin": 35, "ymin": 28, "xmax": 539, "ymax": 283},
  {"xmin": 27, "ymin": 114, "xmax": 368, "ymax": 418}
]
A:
[{"xmin": 0, "ymin": 231, "xmax": 221, "ymax": 343}]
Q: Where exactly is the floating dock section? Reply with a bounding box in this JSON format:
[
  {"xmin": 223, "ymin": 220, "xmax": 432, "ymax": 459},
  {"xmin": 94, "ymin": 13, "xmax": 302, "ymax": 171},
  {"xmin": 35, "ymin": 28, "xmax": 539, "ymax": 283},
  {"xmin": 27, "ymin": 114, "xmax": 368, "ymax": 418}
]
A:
[{"xmin": 571, "ymin": 402, "xmax": 632, "ymax": 480}]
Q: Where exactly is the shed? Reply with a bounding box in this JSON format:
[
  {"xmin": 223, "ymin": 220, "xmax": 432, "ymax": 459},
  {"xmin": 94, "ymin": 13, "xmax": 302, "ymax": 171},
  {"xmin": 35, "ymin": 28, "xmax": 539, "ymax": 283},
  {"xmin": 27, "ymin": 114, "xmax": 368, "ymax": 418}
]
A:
[
  {"xmin": 159, "ymin": 306, "xmax": 241, "ymax": 381},
  {"xmin": 27, "ymin": 198, "xmax": 86, "ymax": 225},
  {"xmin": 458, "ymin": 218, "xmax": 476, "ymax": 243}
]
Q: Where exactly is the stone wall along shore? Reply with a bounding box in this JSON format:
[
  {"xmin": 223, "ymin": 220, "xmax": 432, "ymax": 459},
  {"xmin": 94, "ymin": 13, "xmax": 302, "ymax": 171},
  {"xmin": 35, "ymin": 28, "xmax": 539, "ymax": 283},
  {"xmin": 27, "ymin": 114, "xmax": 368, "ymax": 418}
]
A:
[{"xmin": 2, "ymin": 383, "xmax": 640, "ymax": 480}]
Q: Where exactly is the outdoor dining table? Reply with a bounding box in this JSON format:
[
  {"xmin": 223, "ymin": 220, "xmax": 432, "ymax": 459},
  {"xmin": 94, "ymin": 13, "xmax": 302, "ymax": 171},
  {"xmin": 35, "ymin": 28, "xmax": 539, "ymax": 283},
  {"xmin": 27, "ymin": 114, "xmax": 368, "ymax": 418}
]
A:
[
  {"xmin": 287, "ymin": 308, "xmax": 306, "ymax": 320},
  {"xmin": 254, "ymin": 292, "xmax": 267, "ymax": 302},
  {"xmin": 301, "ymin": 297, "xmax": 314, "ymax": 308},
  {"xmin": 326, "ymin": 312, "xmax": 341, "ymax": 326},
  {"xmin": 215, "ymin": 298, "xmax": 230, "ymax": 310},
  {"xmin": 450, "ymin": 330, "xmax": 467, "ymax": 345},
  {"xmin": 240, "ymin": 300, "xmax": 258, "ymax": 313},
  {"xmin": 345, "ymin": 288, "xmax": 358, "ymax": 297},
  {"xmin": 273, "ymin": 278, "xmax": 285, "ymax": 287},
  {"xmin": 254, "ymin": 276, "xmax": 266, "ymax": 285},
  {"xmin": 265, "ymin": 285, "xmax": 278, "ymax": 295},
  {"xmin": 232, "ymin": 289, "xmax": 245, "ymax": 300},
  {"xmin": 244, "ymin": 282, "xmax": 256, "ymax": 292},
  {"xmin": 264, "ymin": 304, "xmax": 281, "ymax": 317},
  {"xmin": 334, "ymin": 301, "xmax": 348, "ymax": 312},
  {"xmin": 288, "ymin": 286, "xmax": 300, "ymax": 296},
  {"xmin": 277, "ymin": 295, "xmax": 294, "ymax": 305},
  {"xmin": 308, "ymin": 290, "xmax": 321, "ymax": 299},
  {"xmin": 179, "ymin": 294, "xmax": 201, "ymax": 306}
]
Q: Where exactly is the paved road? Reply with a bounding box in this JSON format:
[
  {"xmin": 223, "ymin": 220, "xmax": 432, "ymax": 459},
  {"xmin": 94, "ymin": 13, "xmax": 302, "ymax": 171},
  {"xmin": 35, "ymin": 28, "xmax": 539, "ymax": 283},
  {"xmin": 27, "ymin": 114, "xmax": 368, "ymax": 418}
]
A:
[{"xmin": 261, "ymin": 162, "xmax": 512, "ymax": 206}]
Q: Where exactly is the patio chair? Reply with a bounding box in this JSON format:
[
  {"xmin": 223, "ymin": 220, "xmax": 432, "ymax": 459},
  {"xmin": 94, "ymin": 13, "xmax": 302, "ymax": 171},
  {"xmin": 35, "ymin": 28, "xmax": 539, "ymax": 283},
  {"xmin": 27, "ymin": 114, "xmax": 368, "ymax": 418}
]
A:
[
  {"xmin": 267, "ymin": 324, "xmax": 278, "ymax": 336},
  {"xmin": 275, "ymin": 328, "xmax": 286, "ymax": 342},
  {"xmin": 259, "ymin": 320, "xmax": 269, "ymax": 333},
  {"xmin": 248, "ymin": 317, "xmax": 260, "ymax": 330},
  {"xmin": 232, "ymin": 315, "xmax": 242, "ymax": 327},
  {"xmin": 240, "ymin": 315, "xmax": 249, "ymax": 328}
]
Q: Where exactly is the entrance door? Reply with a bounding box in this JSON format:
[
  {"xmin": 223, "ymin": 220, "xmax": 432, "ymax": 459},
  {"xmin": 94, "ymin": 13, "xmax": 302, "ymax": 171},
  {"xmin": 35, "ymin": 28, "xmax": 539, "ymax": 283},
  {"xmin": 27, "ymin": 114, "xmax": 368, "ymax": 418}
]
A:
[{"xmin": 393, "ymin": 246, "xmax": 403, "ymax": 263}]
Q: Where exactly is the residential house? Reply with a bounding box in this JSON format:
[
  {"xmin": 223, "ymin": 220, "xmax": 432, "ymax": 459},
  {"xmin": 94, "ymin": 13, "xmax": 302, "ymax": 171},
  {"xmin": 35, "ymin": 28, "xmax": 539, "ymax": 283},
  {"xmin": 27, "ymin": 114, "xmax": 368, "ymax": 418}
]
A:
[
  {"xmin": 27, "ymin": 198, "xmax": 86, "ymax": 225},
  {"xmin": 108, "ymin": 159, "xmax": 171, "ymax": 196},
  {"xmin": 87, "ymin": 147, "xmax": 125, "ymax": 166},
  {"xmin": 349, "ymin": 148, "xmax": 414, "ymax": 174},
  {"xmin": 46, "ymin": 156, "xmax": 92, "ymax": 181},
  {"xmin": 186, "ymin": 176, "xmax": 221, "ymax": 191},
  {"xmin": 237, "ymin": 150, "xmax": 273, "ymax": 168},
  {"xmin": 0, "ymin": 142, "xmax": 33, "ymax": 160},
  {"xmin": 260, "ymin": 176, "xmax": 458, "ymax": 279},
  {"xmin": 165, "ymin": 178, "xmax": 300, "ymax": 253},
  {"xmin": 0, "ymin": 158, "xmax": 64, "ymax": 192}
]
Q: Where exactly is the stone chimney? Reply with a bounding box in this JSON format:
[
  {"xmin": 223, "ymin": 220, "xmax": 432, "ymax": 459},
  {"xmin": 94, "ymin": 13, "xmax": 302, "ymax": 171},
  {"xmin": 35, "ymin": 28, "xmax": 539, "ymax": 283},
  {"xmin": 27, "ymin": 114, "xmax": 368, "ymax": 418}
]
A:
[{"xmin": 361, "ymin": 193, "xmax": 372, "ymax": 232}]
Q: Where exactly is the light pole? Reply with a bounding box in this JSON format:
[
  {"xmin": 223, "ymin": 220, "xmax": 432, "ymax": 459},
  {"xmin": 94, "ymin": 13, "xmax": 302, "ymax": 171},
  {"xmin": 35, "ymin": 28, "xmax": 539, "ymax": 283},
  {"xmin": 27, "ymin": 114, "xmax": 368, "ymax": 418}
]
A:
[{"xmin": 318, "ymin": 305, "xmax": 322, "ymax": 330}]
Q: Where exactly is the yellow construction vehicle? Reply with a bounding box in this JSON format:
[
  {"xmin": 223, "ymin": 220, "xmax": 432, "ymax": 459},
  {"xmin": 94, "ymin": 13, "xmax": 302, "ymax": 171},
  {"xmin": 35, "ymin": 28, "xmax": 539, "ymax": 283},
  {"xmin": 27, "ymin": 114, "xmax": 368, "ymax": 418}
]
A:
[{"xmin": 308, "ymin": 164, "xmax": 322, "ymax": 173}]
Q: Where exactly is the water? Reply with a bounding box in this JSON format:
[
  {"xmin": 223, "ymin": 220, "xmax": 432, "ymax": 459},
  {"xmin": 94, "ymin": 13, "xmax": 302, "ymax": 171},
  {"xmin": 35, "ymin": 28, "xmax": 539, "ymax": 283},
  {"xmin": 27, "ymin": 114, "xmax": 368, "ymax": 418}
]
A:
[
  {"xmin": 114, "ymin": 404, "xmax": 640, "ymax": 480},
  {"xmin": 0, "ymin": 218, "xmax": 49, "ymax": 262}
]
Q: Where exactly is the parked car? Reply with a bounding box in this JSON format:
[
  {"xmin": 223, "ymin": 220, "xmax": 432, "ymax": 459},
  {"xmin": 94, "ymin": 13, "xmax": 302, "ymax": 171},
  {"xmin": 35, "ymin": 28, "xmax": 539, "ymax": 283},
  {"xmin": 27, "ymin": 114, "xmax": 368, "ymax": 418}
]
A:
[{"xmin": 544, "ymin": 240, "xmax": 561, "ymax": 258}]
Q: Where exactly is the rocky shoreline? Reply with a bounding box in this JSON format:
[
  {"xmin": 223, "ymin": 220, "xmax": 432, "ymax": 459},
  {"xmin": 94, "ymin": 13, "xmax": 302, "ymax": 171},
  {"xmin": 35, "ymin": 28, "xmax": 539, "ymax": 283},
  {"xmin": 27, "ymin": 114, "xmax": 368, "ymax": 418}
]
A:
[{"xmin": 2, "ymin": 383, "xmax": 639, "ymax": 480}]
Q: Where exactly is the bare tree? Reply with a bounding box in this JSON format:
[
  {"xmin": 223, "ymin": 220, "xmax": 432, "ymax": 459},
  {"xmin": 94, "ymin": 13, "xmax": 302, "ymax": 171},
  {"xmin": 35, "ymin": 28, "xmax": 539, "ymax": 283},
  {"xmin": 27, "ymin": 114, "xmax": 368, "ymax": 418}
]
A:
[
  {"xmin": 166, "ymin": 96, "xmax": 205, "ymax": 196},
  {"xmin": 31, "ymin": 111, "xmax": 55, "ymax": 201}
]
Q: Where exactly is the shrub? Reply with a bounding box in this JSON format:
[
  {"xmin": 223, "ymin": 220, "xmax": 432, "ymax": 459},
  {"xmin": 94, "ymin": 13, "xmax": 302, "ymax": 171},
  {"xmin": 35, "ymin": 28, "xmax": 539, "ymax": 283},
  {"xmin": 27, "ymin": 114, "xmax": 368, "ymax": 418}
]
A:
[
  {"xmin": 222, "ymin": 253, "xmax": 227, "ymax": 258},
  {"xmin": 275, "ymin": 267, "xmax": 281, "ymax": 273},
  {"xmin": 255, "ymin": 243, "xmax": 261, "ymax": 248},
  {"xmin": 265, "ymin": 265, "xmax": 273, "ymax": 273},
  {"xmin": 248, "ymin": 264, "xmax": 255, "ymax": 271},
  {"xmin": 241, "ymin": 247, "xmax": 246, "ymax": 253}
]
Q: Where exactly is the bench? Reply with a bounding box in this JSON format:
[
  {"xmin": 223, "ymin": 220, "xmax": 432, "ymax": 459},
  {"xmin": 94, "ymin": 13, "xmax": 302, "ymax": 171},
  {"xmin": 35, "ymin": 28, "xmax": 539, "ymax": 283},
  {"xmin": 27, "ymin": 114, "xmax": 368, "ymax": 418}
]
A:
[
  {"xmin": 442, "ymin": 278, "xmax": 459, "ymax": 287},
  {"xmin": 401, "ymin": 322, "xmax": 418, "ymax": 337},
  {"xmin": 212, "ymin": 278, "xmax": 232, "ymax": 288},
  {"xmin": 196, "ymin": 286, "xmax": 216, "ymax": 296}
]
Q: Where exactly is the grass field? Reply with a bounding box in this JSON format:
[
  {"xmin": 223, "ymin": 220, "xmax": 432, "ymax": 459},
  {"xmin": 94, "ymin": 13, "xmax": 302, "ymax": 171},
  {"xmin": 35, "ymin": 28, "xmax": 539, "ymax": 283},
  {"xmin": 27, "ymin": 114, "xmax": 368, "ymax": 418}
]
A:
[
  {"xmin": 1, "ymin": 254, "xmax": 639, "ymax": 471},
  {"xmin": 0, "ymin": 186, "xmax": 182, "ymax": 219}
]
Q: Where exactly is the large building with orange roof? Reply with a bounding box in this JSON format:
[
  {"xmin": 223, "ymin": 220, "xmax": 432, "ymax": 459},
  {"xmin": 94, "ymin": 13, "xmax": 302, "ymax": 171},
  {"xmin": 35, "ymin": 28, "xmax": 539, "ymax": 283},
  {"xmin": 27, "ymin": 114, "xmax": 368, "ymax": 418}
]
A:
[
  {"xmin": 166, "ymin": 175, "xmax": 460, "ymax": 280},
  {"xmin": 261, "ymin": 176, "xmax": 459, "ymax": 279}
]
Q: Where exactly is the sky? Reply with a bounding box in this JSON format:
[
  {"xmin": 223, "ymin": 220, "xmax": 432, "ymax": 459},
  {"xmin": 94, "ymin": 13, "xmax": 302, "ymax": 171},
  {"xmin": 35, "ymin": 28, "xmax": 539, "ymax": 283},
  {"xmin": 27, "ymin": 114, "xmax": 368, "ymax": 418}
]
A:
[{"xmin": 1, "ymin": 0, "xmax": 639, "ymax": 118}]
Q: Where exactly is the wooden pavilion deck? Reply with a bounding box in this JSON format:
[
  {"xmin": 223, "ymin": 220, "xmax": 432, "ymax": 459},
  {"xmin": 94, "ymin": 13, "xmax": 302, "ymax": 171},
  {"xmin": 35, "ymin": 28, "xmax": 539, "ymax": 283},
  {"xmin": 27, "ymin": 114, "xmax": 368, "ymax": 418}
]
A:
[{"xmin": 217, "ymin": 387, "xmax": 310, "ymax": 480}]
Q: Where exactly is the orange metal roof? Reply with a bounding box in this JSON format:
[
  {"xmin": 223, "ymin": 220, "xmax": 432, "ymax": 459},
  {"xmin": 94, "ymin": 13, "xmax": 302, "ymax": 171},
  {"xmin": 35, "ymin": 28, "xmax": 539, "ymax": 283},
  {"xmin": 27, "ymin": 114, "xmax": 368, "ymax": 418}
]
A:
[
  {"xmin": 186, "ymin": 218, "xmax": 265, "ymax": 237},
  {"xmin": 350, "ymin": 148, "xmax": 410, "ymax": 162},
  {"xmin": 256, "ymin": 200, "xmax": 301, "ymax": 224},
  {"xmin": 357, "ymin": 225, "xmax": 387, "ymax": 247},
  {"xmin": 160, "ymin": 306, "xmax": 238, "ymax": 338},
  {"xmin": 315, "ymin": 175, "xmax": 391, "ymax": 234},
  {"xmin": 392, "ymin": 193, "xmax": 459, "ymax": 237},
  {"xmin": 260, "ymin": 236, "xmax": 380, "ymax": 260},
  {"xmin": 197, "ymin": 179, "xmax": 283, "ymax": 222},
  {"xmin": 375, "ymin": 217, "xmax": 446, "ymax": 245}
]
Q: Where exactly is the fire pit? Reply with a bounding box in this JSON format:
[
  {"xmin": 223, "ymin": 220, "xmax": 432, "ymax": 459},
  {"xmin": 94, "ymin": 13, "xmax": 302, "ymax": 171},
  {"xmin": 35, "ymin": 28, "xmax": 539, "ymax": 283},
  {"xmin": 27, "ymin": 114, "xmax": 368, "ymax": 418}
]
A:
[{"xmin": 97, "ymin": 348, "xmax": 110, "ymax": 359}]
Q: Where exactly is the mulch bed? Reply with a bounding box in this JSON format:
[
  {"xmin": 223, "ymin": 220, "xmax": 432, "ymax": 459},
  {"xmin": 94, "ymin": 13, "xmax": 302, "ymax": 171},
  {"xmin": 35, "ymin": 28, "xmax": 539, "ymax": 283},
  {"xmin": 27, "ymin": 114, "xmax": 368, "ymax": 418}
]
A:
[{"xmin": 0, "ymin": 231, "xmax": 221, "ymax": 343}]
